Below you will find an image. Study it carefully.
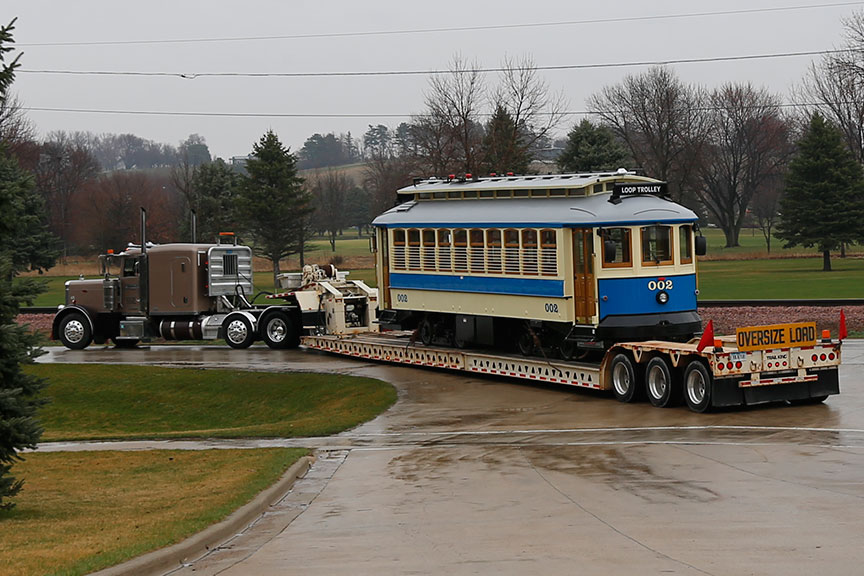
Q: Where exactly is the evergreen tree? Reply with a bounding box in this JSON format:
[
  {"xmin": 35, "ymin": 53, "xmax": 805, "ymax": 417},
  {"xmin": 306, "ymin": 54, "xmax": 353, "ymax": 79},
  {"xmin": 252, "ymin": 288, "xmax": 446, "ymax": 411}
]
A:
[
  {"xmin": 557, "ymin": 119, "xmax": 630, "ymax": 173},
  {"xmin": 238, "ymin": 130, "xmax": 311, "ymax": 288},
  {"xmin": 0, "ymin": 18, "xmax": 52, "ymax": 510},
  {"xmin": 482, "ymin": 106, "xmax": 530, "ymax": 175},
  {"xmin": 183, "ymin": 158, "xmax": 240, "ymax": 242},
  {"xmin": 777, "ymin": 113, "xmax": 864, "ymax": 271}
]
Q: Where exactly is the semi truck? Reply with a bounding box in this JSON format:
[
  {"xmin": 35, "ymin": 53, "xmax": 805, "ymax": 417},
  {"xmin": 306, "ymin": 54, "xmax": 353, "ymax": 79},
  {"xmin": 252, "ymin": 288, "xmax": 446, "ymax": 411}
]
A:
[{"xmin": 52, "ymin": 211, "xmax": 377, "ymax": 351}]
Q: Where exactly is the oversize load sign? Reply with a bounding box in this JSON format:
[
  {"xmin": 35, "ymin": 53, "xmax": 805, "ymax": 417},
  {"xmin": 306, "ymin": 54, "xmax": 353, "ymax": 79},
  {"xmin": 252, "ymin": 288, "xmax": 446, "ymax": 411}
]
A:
[{"xmin": 735, "ymin": 322, "xmax": 817, "ymax": 352}]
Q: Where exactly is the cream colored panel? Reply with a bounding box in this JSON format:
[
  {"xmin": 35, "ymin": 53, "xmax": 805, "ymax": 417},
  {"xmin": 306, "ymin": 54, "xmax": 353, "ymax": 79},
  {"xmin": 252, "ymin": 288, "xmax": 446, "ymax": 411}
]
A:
[{"xmin": 388, "ymin": 289, "xmax": 575, "ymax": 323}]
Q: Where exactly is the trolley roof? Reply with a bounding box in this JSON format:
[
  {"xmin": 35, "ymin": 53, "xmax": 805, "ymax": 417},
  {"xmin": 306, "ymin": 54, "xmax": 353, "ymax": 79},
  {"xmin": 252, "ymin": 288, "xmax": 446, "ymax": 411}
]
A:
[
  {"xmin": 396, "ymin": 170, "xmax": 658, "ymax": 195},
  {"xmin": 372, "ymin": 192, "xmax": 698, "ymax": 228}
]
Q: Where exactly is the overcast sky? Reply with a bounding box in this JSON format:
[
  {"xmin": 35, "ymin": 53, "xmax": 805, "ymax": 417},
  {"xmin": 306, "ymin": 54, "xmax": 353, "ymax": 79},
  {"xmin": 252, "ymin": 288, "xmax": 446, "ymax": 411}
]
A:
[{"xmin": 8, "ymin": 1, "xmax": 861, "ymax": 160}]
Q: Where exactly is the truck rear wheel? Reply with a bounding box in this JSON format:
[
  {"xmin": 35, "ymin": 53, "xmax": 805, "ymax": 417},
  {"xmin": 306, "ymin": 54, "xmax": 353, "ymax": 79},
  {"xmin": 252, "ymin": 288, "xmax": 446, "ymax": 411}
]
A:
[
  {"xmin": 610, "ymin": 352, "xmax": 641, "ymax": 403},
  {"xmin": 223, "ymin": 315, "xmax": 255, "ymax": 349},
  {"xmin": 261, "ymin": 312, "xmax": 299, "ymax": 349},
  {"xmin": 645, "ymin": 356, "xmax": 680, "ymax": 408},
  {"xmin": 59, "ymin": 312, "xmax": 92, "ymax": 350},
  {"xmin": 684, "ymin": 360, "xmax": 713, "ymax": 413}
]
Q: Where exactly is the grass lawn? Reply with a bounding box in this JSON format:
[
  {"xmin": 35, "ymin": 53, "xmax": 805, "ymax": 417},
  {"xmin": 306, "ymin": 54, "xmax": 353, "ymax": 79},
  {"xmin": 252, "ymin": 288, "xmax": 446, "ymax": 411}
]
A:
[
  {"xmin": 29, "ymin": 364, "xmax": 397, "ymax": 441},
  {"xmin": 1, "ymin": 362, "xmax": 396, "ymax": 575},
  {"xmin": 697, "ymin": 257, "xmax": 864, "ymax": 299},
  {"xmin": 0, "ymin": 448, "xmax": 307, "ymax": 576},
  {"xmin": 700, "ymin": 227, "xmax": 864, "ymax": 259}
]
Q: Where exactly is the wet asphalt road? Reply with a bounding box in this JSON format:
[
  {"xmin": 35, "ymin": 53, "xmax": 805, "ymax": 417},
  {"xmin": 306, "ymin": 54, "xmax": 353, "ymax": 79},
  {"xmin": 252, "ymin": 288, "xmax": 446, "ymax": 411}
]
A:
[{"xmin": 39, "ymin": 342, "xmax": 864, "ymax": 575}]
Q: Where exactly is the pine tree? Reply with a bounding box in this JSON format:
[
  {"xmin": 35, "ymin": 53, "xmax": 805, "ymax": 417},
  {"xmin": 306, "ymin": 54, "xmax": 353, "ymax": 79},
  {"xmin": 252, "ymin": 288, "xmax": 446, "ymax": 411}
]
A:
[
  {"xmin": 0, "ymin": 18, "xmax": 52, "ymax": 510},
  {"xmin": 238, "ymin": 130, "xmax": 311, "ymax": 288},
  {"xmin": 557, "ymin": 118, "xmax": 631, "ymax": 173},
  {"xmin": 777, "ymin": 113, "xmax": 864, "ymax": 271}
]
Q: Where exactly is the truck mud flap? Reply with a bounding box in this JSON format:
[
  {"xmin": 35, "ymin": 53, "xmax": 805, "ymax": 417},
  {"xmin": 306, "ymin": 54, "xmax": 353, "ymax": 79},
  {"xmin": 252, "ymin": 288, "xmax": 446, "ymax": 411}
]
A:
[{"xmin": 712, "ymin": 369, "xmax": 840, "ymax": 408}]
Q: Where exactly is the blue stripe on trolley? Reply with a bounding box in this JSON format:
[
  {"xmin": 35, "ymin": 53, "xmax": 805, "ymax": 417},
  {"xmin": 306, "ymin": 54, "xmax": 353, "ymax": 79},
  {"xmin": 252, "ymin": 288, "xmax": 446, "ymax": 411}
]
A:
[{"xmin": 389, "ymin": 273, "xmax": 565, "ymax": 297}]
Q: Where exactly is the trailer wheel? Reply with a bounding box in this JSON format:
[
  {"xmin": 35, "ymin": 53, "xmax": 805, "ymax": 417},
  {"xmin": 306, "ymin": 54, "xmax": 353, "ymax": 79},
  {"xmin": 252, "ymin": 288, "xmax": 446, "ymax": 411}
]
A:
[
  {"xmin": 684, "ymin": 360, "xmax": 713, "ymax": 413},
  {"xmin": 645, "ymin": 356, "xmax": 681, "ymax": 408},
  {"xmin": 261, "ymin": 312, "xmax": 299, "ymax": 349},
  {"xmin": 223, "ymin": 315, "xmax": 255, "ymax": 349},
  {"xmin": 610, "ymin": 352, "xmax": 641, "ymax": 403},
  {"xmin": 58, "ymin": 312, "xmax": 92, "ymax": 350}
]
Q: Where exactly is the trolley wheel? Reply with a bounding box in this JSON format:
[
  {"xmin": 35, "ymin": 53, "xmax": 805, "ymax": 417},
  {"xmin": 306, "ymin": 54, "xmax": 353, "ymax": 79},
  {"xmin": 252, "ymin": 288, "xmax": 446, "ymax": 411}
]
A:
[
  {"xmin": 223, "ymin": 315, "xmax": 255, "ymax": 349},
  {"xmin": 261, "ymin": 312, "xmax": 299, "ymax": 349},
  {"xmin": 558, "ymin": 338, "xmax": 576, "ymax": 360},
  {"xmin": 645, "ymin": 356, "xmax": 681, "ymax": 408},
  {"xmin": 683, "ymin": 360, "xmax": 713, "ymax": 413},
  {"xmin": 419, "ymin": 318, "xmax": 434, "ymax": 346},
  {"xmin": 788, "ymin": 395, "xmax": 829, "ymax": 406},
  {"xmin": 517, "ymin": 329, "xmax": 535, "ymax": 356},
  {"xmin": 112, "ymin": 338, "xmax": 139, "ymax": 348},
  {"xmin": 610, "ymin": 352, "xmax": 641, "ymax": 403},
  {"xmin": 58, "ymin": 312, "xmax": 92, "ymax": 350}
]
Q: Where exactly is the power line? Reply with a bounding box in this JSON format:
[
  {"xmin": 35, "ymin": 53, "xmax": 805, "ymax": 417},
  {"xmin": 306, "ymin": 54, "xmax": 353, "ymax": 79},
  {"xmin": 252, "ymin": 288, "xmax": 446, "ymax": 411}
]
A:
[
  {"xmin": 17, "ymin": 2, "xmax": 864, "ymax": 47},
  {"xmin": 18, "ymin": 48, "xmax": 850, "ymax": 79},
  {"xmin": 22, "ymin": 101, "xmax": 843, "ymax": 120}
]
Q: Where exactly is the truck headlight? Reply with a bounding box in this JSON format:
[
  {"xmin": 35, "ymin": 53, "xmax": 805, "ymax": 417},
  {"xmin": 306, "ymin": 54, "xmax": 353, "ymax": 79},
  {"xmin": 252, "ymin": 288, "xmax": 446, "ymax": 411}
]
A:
[{"xmin": 656, "ymin": 291, "xmax": 669, "ymax": 305}]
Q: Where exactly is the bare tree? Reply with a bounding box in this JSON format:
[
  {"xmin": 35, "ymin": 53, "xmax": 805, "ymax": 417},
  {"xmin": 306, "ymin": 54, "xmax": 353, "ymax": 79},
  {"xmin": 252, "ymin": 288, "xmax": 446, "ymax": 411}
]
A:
[
  {"xmin": 309, "ymin": 168, "xmax": 353, "ymax": 251},
  {"xmin": 0, "ymin": 93, "xmax": 33, "ymax": 157},
  {"xmin": 794, "ymin": 13, "xmax": 864, "ymax": 163},
  {"xmin": 486, "ymin": 55, "xmax": 566, "ymax": 172},
  {"xmin": 34, "ymin": 132, "xmax": 100, "ymax": 260},
  {"xmin": 422, "ymin": 54, "xmax": 485, "ymax": 175},
  {"xmin": 751, "ymin": 172, "xmax": 784, "ymax": 253},
  {"xmin": 363, "ymin": 124, "xmax": 417, "ymax": 216},
  {"xmin": 698, "ymin": 84, "xmax": 791, "ymax": 247},
  {"xmin": 588, "ymin": 66, "xmax": 709, "ymax": 207}
]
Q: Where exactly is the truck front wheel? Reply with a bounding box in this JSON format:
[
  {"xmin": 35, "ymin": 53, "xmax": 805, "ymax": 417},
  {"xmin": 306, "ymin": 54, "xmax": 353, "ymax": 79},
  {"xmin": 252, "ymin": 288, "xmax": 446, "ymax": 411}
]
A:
[
  {"xmin": 223, "ymin": 315, "xmax": 255, "ymax": 349},
  {"xmin": 59, "ymin": 312, "xmax": 93, "ymax": 350},
  {"xmin": 684, "ymin": 360, "xmax": 713, "ymax": 413},
  {"xmin": 261, "ymin": 312, "xmax": 299, "ymax": 349}
]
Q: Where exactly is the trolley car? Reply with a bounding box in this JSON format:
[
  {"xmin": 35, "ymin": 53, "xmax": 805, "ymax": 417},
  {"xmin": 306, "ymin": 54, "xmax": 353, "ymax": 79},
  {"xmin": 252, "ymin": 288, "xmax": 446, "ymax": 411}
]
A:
[{"xmin": 372, "ymin": 169, "xmax": 706, "ymax": 358}]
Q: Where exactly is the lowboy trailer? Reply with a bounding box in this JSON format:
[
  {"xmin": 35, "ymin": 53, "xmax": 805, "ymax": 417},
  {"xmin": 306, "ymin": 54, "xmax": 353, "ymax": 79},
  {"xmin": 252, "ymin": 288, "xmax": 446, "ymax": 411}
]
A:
[{"xmin": 300, "ymin": 319, "xmax": 841, "ymax": 413}]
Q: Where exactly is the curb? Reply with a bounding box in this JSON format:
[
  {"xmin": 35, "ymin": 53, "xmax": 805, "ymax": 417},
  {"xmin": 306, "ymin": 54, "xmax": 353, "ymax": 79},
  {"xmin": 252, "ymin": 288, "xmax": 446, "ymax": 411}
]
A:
[{"xmin": 90, "ymin": 454, "xmax": 315, "ymax": 576}]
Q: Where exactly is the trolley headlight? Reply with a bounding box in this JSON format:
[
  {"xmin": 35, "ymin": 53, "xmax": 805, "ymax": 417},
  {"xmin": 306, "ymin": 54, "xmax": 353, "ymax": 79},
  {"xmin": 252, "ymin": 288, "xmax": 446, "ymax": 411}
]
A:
[{"xmin": 656, "ymin": 291, "xmax": 669, "ymax": 305}]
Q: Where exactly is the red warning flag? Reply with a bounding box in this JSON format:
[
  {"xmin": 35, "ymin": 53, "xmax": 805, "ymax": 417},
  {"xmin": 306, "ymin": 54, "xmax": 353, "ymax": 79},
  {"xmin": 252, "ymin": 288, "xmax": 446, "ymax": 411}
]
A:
[
  {"xmin": 696, "ymin": 319, "xmax": 714, "ymax": 353},
  {"xmin": 839, "ymin": 310, "xmax": 848, "ymax": 341}
]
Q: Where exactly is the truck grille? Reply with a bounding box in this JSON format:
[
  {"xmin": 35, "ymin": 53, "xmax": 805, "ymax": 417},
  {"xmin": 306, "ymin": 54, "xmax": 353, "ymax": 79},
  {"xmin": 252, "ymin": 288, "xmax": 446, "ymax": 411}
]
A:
[{"xmin": 223, "ymin": 254, "xmax": 238, "ymax": 276}]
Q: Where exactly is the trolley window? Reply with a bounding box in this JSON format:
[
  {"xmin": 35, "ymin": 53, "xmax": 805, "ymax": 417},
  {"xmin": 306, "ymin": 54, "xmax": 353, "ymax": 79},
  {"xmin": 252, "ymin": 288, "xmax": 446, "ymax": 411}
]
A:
[
  {"xmin": 437, "ymin": 229, "xmax": 452, "ymax": 271},
  {"xmin": 453, "ymin": 229, "xmax": 468, "ymax": 272},
  {"xmin": 469, "ymin": 229, "xmax": 485, "ymax": 273},
  {"xmin": 487, "ymin": 230, "xmax": 502, "ymax": 273},
  {"xmin": 504, "ymin": 229, "xmax": 520, "ymax": 274},
  {"xmin": 522, "ymin": 229, "xmax": 539, "ymax": 275},
  {"xmin": 602, "ymin": 228, "xmax": 632, "ymax": 268},
  {"xmin": 407, "ymin": 229, "xmax": 421, "ymax": 270},
  {"xmin": 641, "ymin": 225, "xmax": 673, "ymax": 266},
  {"xmin": 392, "ymin": 229, "xmax": 406, "ymax": 270},
  {"xmin": 422, "ymin": 229, "xmax": 436, "ymax": 270},
  {"xmin": 679, "ymin": 225, "xmax": 693, "ymax": 265},
  {"xmin": 540, "ymin": 229, "xmax": 557, "ymax": 276}
]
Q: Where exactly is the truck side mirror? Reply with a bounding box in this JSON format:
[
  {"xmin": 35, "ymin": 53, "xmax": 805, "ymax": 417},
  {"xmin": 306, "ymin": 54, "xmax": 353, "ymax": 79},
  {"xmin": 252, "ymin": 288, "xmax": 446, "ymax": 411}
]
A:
[
  {"xmin": 695, "ymin": 236, "xmax": 707, "ymax": 256},
  {"xmin": 603, "ymin": 240, "xmax": 617, "ymax": 263}
]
